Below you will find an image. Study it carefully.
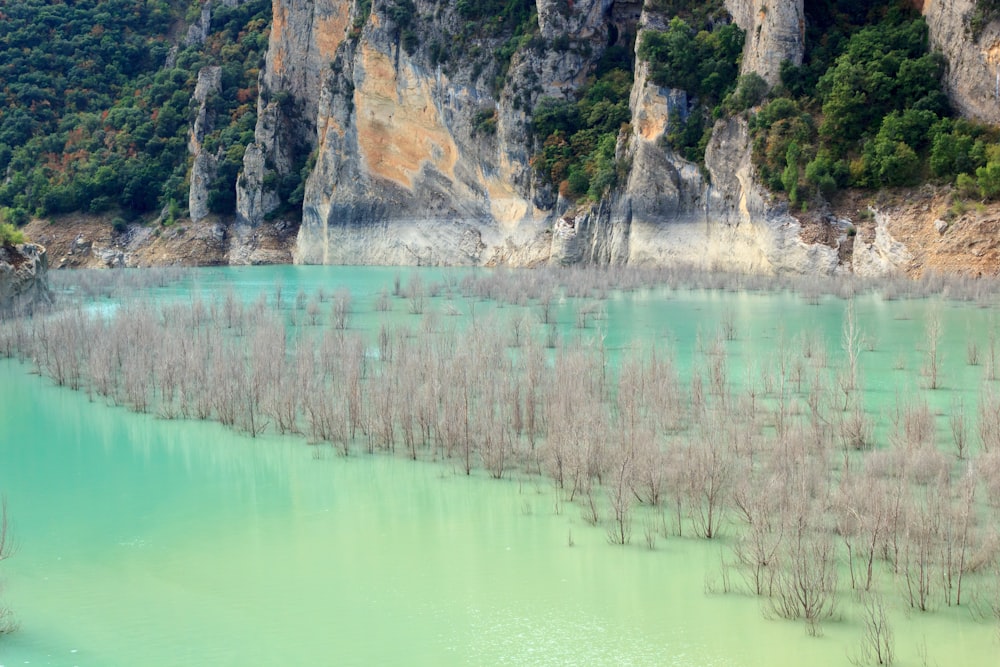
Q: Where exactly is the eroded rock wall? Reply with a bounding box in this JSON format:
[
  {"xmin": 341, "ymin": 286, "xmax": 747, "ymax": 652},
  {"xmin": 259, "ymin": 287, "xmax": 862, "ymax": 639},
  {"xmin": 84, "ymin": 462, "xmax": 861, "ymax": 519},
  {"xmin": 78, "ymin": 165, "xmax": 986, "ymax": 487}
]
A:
[
  {"xmin": 0, "ymin": 244, "xmax": 51, "ymax": 314},
  {"xmin": 189, "ymin": 66, "xmax": 223, "ymax": 222},
  {"xmin": 726, "ymin": 0, "xmax": 804, "ymax": 86},
  {"xmin": 235, "ymin": 0, "xmax": 870, "ymax": 274},
  {"xmin": 294, "ymin": 0, "xmax": 612, "ymax": 265},
  {"xmin": 550, "ymin": 1, "xmax": 832, "ymax": 274},
  {"xmin": 925, "ymin": 0, "xmax": 1000, "ymax": 125}
]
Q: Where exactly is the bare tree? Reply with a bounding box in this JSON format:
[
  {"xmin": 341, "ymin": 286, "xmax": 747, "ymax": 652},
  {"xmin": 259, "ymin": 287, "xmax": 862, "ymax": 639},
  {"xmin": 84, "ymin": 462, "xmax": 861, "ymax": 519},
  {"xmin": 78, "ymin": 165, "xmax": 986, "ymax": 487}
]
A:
[
  {"xmin": 921, "ymin": 308, "xmax": 942, "ymax": 389},
  {"xmin": 0, "ymin": 495, "xmax": 17, "ymax": 635},
  {"xmin": 768, "ymin": 512, "xmax": 839, "ymax": 636},
  {"xmin": 842, "ymin": 298, "xmax": 862, "ymax": 399},
  {"xmin": 605, "ymin": 446, "xmax": 634, "ymax": 545},
  {"xmin": 901, "ymin": 480, "xmax": 944, "ymax": 612},
  {"xmin": 951, "ymin": 397, "xmax": 970, "ymax": 460},
  {"xmin": 406, "ymin": 273, "xmax": 425, "ymax": 315},
  {"xmin": 331, "ymin": 288, "xmax": 353, "ymax": 330},
  {"xmin": 940, "ymin": 468, "xmax": 978, "ymax": 607},
  {"xmin": 979, "ymin": 385, "xmax": 1000, "ymax": 453},
  {"xmin": 731, "ymin": 471, "xmax": 785, "ymax": 596},
  {"xmin": 851, "ymin": 592, "xmax": 894, "ymax": 666},
  {"xmin": 681, "ymin": 428, "xmax": 731, "ymax": 539}
]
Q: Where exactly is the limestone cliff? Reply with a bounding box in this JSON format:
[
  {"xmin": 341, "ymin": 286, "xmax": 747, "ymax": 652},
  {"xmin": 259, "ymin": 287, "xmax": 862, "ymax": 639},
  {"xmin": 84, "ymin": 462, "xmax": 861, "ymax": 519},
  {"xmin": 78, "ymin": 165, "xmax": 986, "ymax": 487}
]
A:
[
  {"xmin": 189, "ymin": 66, "xmax": 223, "ymax": 222},
  {"xmin": 236, "ymin": 0, "xmax": 349, "ymax": 224},
  {"xmin": 548, "ymin": 1, "xmax": 832, "ymax": 273},
  {"xmin": 231, "ymin": 0, "xmax": 887, "ymax": 273},
  {"xmin": 924, "ymin": 0, "xmax": 1000, "ymax": 125},
  {"xmin": 725, "ymin": 0, "xmax": 804, "ymax": 87},
  {"xmin": 0, "ymin": 244, "xmax": 51, "ymax": 314}
]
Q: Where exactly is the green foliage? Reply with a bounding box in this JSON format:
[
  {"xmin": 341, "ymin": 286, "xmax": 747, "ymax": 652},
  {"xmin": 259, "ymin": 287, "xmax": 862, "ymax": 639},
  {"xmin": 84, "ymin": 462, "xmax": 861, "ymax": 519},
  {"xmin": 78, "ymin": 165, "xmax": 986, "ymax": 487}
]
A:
[
  {"xmin": 750, "ymin": 4, "xmax": 1000, "ymax": 204},
  {"xmin": 638, "ymin": 18, "xmax": 744, "ymax": 106},
  {"xmin": 724, "ymin": 73, "xmax": 769, "ymax": 114},
  {"xmin": 816, "ymin": 16, "xmax": 945, "ymax": 147},
  {"xmin": 636, "ymin": 17, "xmax": 743, "ymax": 166},
  {"xmin": 955, "ymin": 173, "xmax": 979, "ymax": 200},
  {"xmin": 0, "ymin": 222, "xmax": 25, "ymax": 247},
  {"xmin": 446, "ymin": 0, "xmax": 538, "ymax": 93},
  {"xmin": 750, "ymin": 98, "xmax": 816, "ymax": 193},
  {"xmin": 666, "ymin": 110, "xmax": 711, "ymax": 165},
  {"xmin": 928, "ymin": 119, "xmax": 992, "ymax": 179},
  {"xmin": 351, "ymin": 0, "xmax": 373, "ymax": 38},
  {"xmin": 976, "ymin": 161, "xmax": 1000, "ymax": 200},
  {"xmin": 530, "ymin": 68, "xmax": 633, "ymax": 201},
  {"xmin": 644, "ymin": 0, "xmax": 728, "ymax": 26},
  {"xmin": 472, "ymin": 107, "xmax": 498, "ymax": 136},
  {"xmin": 0, "ymin": 0, "xmax": 270, "ymax": 221},
  {"xmin": 803, "ymin": 152, "xmax": 846, "ymax": 200}
]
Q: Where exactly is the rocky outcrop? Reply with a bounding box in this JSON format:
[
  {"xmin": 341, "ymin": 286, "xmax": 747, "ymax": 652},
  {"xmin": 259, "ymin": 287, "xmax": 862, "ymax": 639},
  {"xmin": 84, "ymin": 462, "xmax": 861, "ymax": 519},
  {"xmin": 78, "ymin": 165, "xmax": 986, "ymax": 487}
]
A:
[
  {"xmin": 294, "ymin": 0, "xmax": 611, "ymax": 265},
  {"xmin": 924, "ymin": 0, "xmax": 1000, "ymax": 125},
  {"xmin": 547, "ymin": 2, "xmax": 832, "ymax": 274},
  {"xmin": 726, "ymin": 0, "xmax": 805, "ymax": 86},
  {"xmin": 852, "ymin": 209, "xmax": 914, "ymax": 278},
  {"xmin": 236, "ymin": 0, "xmax": 349, "ymax": 224},
  {"xmin": 0, "ymin": 244, "xmax": 51, "ymax": 313},
  {"xmin": 185, "ymin": 2, "xmax": 213, "ymax": 45},
  {"xmin": 233, "ymin": 0, "xmax": 902, "ymax": 274},
  {"xmin": 188, "ymin": 66, "xmax": 222, "ymax": 222},
  {"xmin": 187, "ymin": 1, "xmax": 252, "ymax": 45}
]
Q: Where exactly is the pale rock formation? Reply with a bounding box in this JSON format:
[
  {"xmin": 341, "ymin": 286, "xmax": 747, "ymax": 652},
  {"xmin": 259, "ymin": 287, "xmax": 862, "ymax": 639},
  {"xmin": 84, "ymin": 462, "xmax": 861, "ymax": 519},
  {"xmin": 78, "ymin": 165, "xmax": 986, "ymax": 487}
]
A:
[
  {"xmin": 924, "ymin": 0, "xmax": 1000, "ymax": 124},
  {"xmin": 185, "ymin": 2, "xmax": 212, "ymax": 45},
  {"xmin": 0, "ymin": 244, "xmax": 51, "ymax": 313},
  {"xmin": 852, "ymin": 209, "xmax": 914, "ymax": 277},
  {"xmin": 237, "ymin": 0, "xmax": 349, "ymax": 224},
  {"xmin": 233, "ymin": 0, "xmax": 886, "ymax": 274},
  {"xmin": 188, "ymin": 66, "xmax": 223, "ymax": 222},
  {"xmin": 726, "ymin": 0, "xmax": 805, "ymax": 86}
]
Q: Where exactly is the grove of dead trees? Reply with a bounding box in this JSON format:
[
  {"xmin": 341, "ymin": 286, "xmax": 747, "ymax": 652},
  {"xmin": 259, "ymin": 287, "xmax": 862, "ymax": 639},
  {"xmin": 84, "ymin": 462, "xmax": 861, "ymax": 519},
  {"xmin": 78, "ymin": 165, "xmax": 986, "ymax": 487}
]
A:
[{"xmin": 5, "ymin": 266, "xmax": 1000, "ymax": 657}]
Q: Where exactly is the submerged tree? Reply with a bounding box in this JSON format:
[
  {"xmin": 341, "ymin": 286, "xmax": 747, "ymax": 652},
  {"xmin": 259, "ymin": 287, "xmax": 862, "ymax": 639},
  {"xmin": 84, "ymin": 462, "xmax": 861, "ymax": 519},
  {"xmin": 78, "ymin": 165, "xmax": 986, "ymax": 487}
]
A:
[{"xmin": 0, "ymin": 495, "xmax": 16, "ymax": 635}]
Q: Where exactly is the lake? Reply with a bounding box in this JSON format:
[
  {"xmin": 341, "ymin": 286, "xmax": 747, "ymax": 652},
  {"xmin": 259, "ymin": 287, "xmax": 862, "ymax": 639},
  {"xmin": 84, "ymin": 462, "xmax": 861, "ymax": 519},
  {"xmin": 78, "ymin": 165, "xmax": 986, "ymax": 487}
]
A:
[{"xmin": 0, "ymin": 266, "xmax": 998, "ymax": 666}]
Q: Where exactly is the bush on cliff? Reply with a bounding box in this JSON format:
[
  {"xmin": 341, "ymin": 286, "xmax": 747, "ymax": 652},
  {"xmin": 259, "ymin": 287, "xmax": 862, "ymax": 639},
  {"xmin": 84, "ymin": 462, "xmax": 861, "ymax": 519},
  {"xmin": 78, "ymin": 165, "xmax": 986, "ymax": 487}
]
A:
[{"xmin": 0, "ymin": 223, "xmax": 26, "ymax": 247}]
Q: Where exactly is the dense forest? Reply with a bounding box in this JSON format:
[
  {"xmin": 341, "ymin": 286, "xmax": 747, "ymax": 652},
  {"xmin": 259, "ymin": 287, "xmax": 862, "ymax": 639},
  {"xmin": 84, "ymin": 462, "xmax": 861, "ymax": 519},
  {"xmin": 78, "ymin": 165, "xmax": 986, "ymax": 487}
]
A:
[
  {"xmin": 0, "ymin": 0, "xmax": 269, "ymax": 230},
  {"xmin": 747, "ymin": 3, "xmax": 1000, "ymax": 212}
]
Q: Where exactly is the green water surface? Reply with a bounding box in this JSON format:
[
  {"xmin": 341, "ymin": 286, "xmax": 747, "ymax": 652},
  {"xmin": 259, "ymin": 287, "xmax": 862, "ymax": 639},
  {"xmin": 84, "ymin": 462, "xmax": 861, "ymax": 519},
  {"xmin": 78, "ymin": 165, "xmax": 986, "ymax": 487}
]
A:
[{"xmin": 1, "ymin": 266, "xmax": 998, "ymax": 666}]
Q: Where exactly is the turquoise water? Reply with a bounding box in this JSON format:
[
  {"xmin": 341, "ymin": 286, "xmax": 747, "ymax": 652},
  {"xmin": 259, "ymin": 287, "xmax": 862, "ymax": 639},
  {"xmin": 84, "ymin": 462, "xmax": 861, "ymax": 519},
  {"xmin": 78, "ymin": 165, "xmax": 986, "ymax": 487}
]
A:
[{"xmin": 1, "ymin": 266, "xmax": 999, "ymax": 665}]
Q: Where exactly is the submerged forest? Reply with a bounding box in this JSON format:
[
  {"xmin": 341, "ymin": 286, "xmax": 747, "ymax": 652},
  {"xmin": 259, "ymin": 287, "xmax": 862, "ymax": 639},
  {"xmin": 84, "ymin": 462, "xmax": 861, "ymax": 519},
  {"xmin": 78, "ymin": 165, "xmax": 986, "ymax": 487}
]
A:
[
  {"xmin": 3, "ymin": 0, "xmax": 1000, "ymax": 664},
  {"xmin": 2, "ymin": 266, "xmax": 1000, "ymax": 663}
]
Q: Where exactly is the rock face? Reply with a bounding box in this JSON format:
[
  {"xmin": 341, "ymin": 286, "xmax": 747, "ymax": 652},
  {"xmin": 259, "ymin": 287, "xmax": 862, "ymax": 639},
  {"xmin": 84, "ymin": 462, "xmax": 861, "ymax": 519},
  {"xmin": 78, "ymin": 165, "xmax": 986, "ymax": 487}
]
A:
[
  {"xmin": 726, "ymin": 0, "xmax": 804, "ymax": 86},
  {"xmin": 236, "ymin": 0, "xmax": 348, "ymax": 224},
  {"xmin": 0, "ymin": 244, "xmax": 51, "ymax": 313},
  {"xmin": 188, "ymin": 66, "xmax": 223, "ymax": 222},
  {"xmin": 924, "ymin": 0, "xmax": 1000, "ymax": 125},
  {"xmin": 852, "ymin": 209, "xmax": 914, "ymax": 278},
  {"xmin": 235, "ymin": 0, "xmax": 869, "ymax": 273}
]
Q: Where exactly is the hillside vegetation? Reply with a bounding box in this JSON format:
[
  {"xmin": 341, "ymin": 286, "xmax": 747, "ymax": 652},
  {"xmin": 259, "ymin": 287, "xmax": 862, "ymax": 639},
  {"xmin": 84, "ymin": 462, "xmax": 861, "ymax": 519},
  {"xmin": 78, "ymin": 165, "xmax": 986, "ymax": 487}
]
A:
[
  {"xmin": 0, "ymin": 0, "xmax": 269, "ymax": 229},
  {"xmin": 747, "ymin": 2, "xmax": 1000, "ymax": 213}
]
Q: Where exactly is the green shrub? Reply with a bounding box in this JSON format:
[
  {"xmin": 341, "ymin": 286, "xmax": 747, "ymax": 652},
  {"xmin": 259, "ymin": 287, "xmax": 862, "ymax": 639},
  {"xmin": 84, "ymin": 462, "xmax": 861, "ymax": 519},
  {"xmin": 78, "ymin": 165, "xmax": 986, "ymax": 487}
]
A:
[
  {"xmin": 0, "ymin": 223, "xmax": 26, "ymax": 246},
  {"xmin": 956, "ymin": 173, "xmax": 979, "ymax": 199},
  {"xmin": 638, "ymin": 18, "xmax": 744, "ymax": 106},
  {"xmin": 748, "ymin": 6, "xmax": 967, "ymax": 200},
  {"xmin": 473, "ymin": 107, "xmax": 498, "ymax": 136},
  {"xmin": 724, "ymin": 73, "xmax": 769, "ymax": 114},
  {"xmin": 976, "ymin": 161, "xmax": 1000, "ymax": 200},
  {"xmin": 531, "ymin": 67, "xmax": 632, "ymax": 201}
]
